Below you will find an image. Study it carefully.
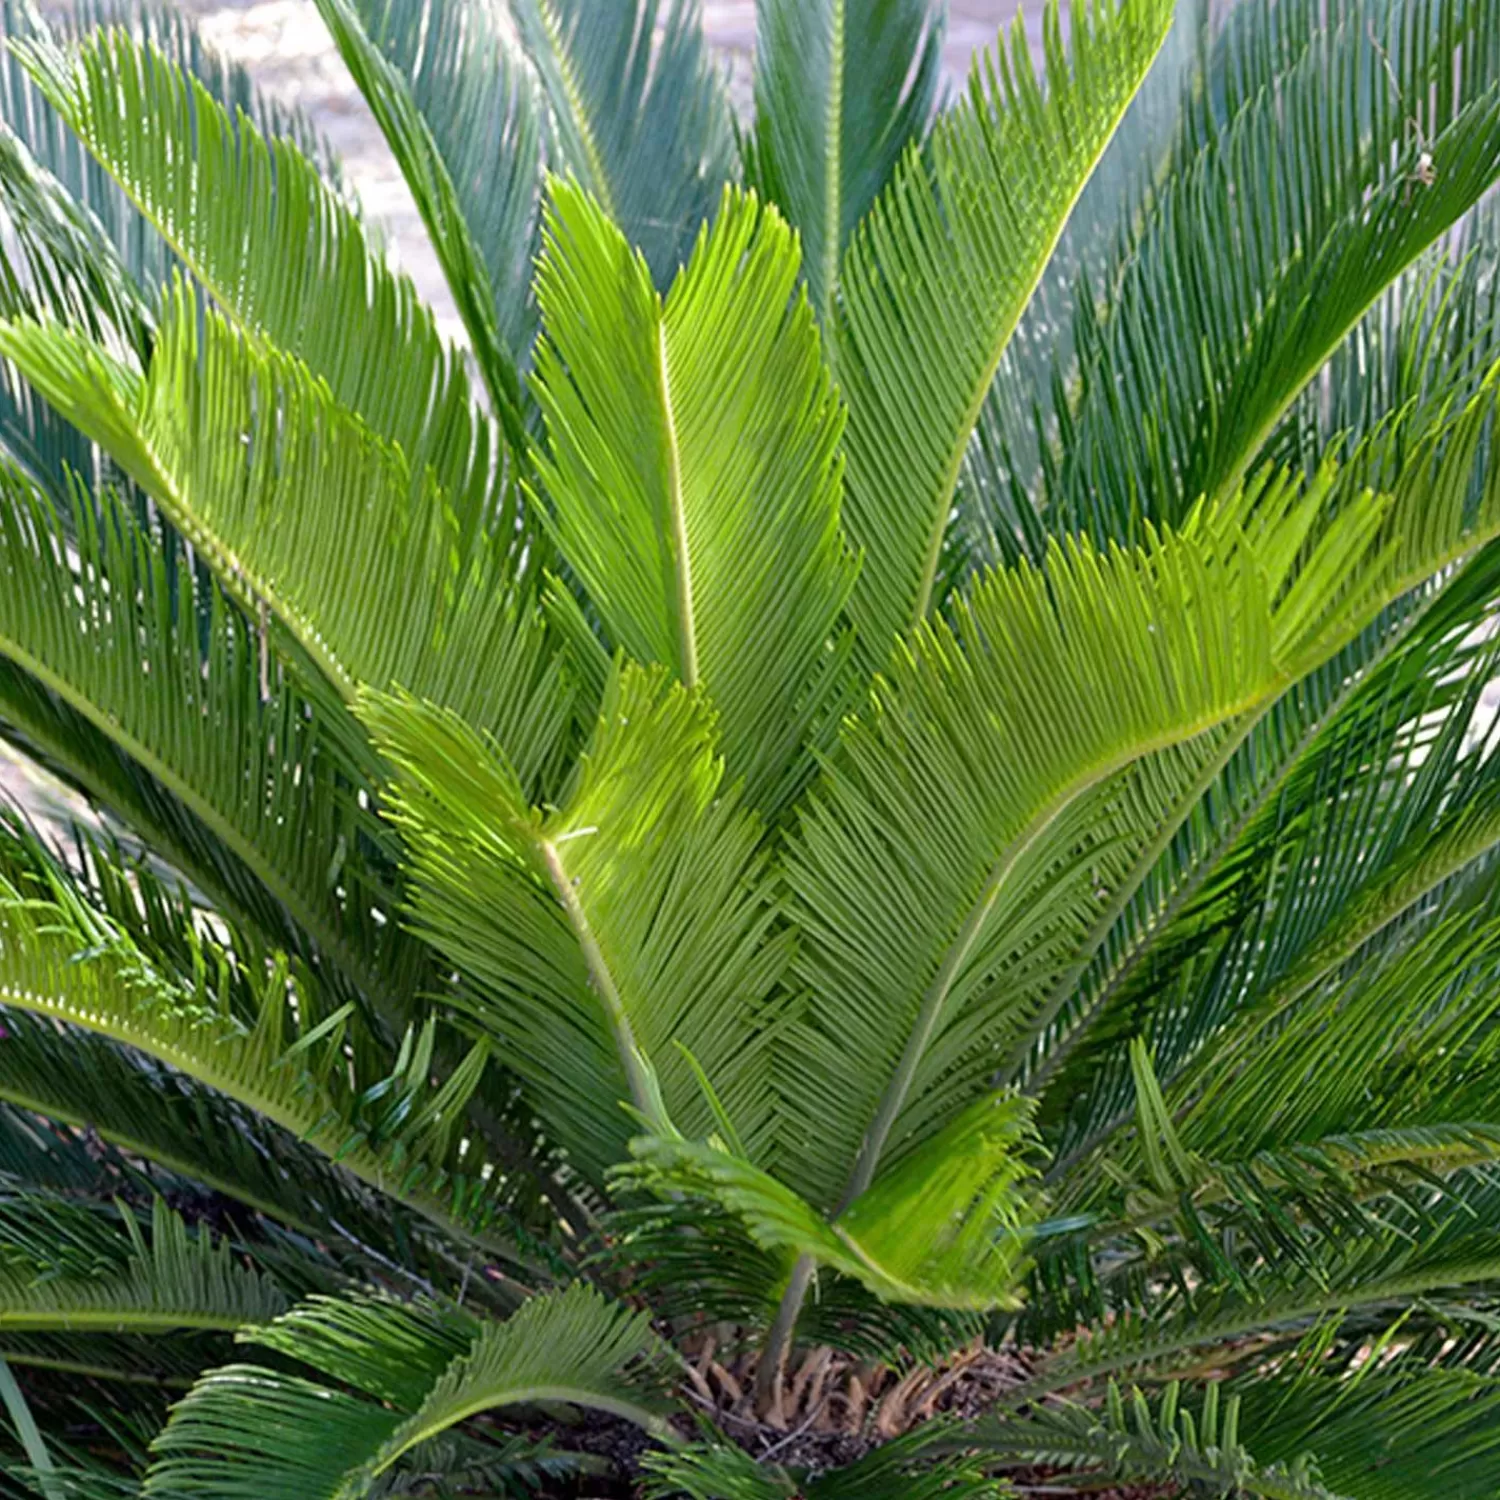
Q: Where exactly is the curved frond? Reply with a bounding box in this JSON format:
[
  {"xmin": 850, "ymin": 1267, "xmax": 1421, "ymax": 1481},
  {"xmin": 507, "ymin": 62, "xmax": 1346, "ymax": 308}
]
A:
[
  {"xmin": 974, "ymin": 1380, "xmax": 1337, "ymax": 1499},
  {"xmin": 11, "ymin": 28, "xmax": 524, "ymax": 535},
  {"xmin": 310, "ymin": 0, "xmax": 529, "ymax": 426},
  {"xmin": 0, "ymin": 1195, "xmax": 286, "ymax": 1336},
  {"xmin": 838, "ymin": 0, "xmax": 1174, "ymax": 656},
  {"xmin": 532, "ymin": 182, "xmax": 857, "ymax": 812},
  {"xmin": 0, "ymin": 291, "xmax": 573, "ymax": 789},
  {"xmin": 744, "ymin": 0, "xmax": 945, "ymax": 323},
  {"xmin": 334, "ymin": 0, "xmax": 546, "ymax": 361},
  {"xmin": 0, "ymin": 466, "xmax": 417, "ymax": 1017},
  {"xmin": 144, "ymin": 1286, "xmax": 674, "ymax": 1499},
  {"xmin": 0, "ymin": 834, "xmax": 526, "ymax": 1263},
  {"xmin": 1051, "ymin": 0, "xmax": 1500, "ymax": 543},
  {"xmin": 623, "ymin": 1091, "xmax": 1037, "ymax": 1311},
  {"xmin": 777, "ymin": 428, "xmax": 1500, "ymax": 1217}
]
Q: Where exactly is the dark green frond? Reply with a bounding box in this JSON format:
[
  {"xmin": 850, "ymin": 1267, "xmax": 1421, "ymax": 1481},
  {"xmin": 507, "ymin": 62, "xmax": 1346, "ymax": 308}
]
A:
[
  {"xmin": 744, "ymin": 0, "xmax": 945, "ymax": 323},
  {"xmin": 0, "ymin": 1195, "xmax": 286, "ymax": 1336},
  {"xmin": 144, "ymin": 1285, "xmax": 675, "ymax": 1499}
]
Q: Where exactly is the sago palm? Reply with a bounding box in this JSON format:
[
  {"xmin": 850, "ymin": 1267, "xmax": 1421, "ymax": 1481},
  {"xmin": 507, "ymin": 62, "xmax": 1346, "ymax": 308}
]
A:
[{"xmin": 1, "ymin": 0, "xmax": 1500, "ymax": 1493}]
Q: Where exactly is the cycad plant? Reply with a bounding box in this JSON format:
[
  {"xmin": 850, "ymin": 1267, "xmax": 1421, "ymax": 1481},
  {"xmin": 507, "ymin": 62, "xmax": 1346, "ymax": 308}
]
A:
[{"xmin": 2, "ymin": 0, "xmax": 1500, "ymax": 1493}]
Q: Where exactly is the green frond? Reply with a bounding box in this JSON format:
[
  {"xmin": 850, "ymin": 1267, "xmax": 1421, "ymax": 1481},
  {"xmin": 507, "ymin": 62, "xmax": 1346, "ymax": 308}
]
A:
[
  {"xmin": 1236, "ymin": 1354, "xmax": 1500, "ymax": 1500},
  {"xmin": 1052, "ymin": 561, "xmax": 1500, "ymax": 1169},
  {"xmin": 623, "ymin": 1091, "xmax": 1037, "ymax": 1311},
  {"xmin": 0, "ymin": 1009, "xmax": 392, "ymax": 1246},
  {"xmin": 1027, "ymin": 1169, "xmax": 1500, "ymax": 1394},
  {"xmin": 0, "ymin": 289, "xmax": 573, "ymax": 790},
  {"xmin": 744, "ymin": 0, "xmax": 945, "ymax": 323},
  {"xmin": 1051, "ymin": 0, "xmax": 1500, "ymax": 544},
  {"xmin": 1028, "ymin": 545, "xmax": 1500, "ymax": 1149},
  {"xmin": 0, "ymin": 838, "xmax": 526, "ymax": 1263},
  {"xmin": 532, "ymin": 181, "xmax": 857, "ymax": 812},
  {"xmin": 11, "ymin": 27, "xmax": 525, "ymax": 534},
  {"xmin": 506, "ymin": 0, "xmax": 736, "ymax": 287},
  {"xmin": 0, "ymin": 466, "xmax": 417, "ymax": 1017},
  {"xmin": 974, "ymin": 1380, "xmax": 1336, "ymax": 1499},
  {"xmin": 361, "ymin": 663, "xmax": 785, "ymax": 1185},
  {"xmin": 310, "ymin": 0, "xmax": 528, "ymax": 428},
  {"xmin": 144, "ymin": 1285, "xmax": 675, "ymax": 1499},
  {"xmin": 333, "ymin": 0, "xmax": 546, "ymax": 361},
  {"xmin": 837, "ymin": 0, "xmax": 1174, "ymax": 656},
  {"xmin": 961, "ymin": 0, "xmax": 1209, "ymax": 571},
  {"xmin": 0, "ymin": 1196, "xmax": 286, "ymax": 1336},
  {"xmin": 776, "ymin": 434, "xmax": 1495, "ymax": 1216},
  {"xmin": 0, "ymin": 0, "xmax": 332, "ymax": 292}
]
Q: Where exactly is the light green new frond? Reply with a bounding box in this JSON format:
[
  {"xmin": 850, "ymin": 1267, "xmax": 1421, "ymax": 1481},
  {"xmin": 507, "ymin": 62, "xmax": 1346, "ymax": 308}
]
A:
[
  {"xmin": 781, "ymin": 381, "xmax": 1500, "ymax": 1220},
  {"xmin": 508, "ymin": 0, "xmax": 736, "ymax": 286},
  {"xmin": 624, "ymin": 1092, "xmax": 1037, "ymax": 1311},
  {"xmin": 532, "ymin": 182, "xmax": 857, "ymax": 814},
  {"xmin": 975, "ymin": 1381, "xmax": 1339, "ymax": 1499},
  {"xmin": 144, "ymin": 1286, "xmax": 674, "ymax": 1500},
  {"xmin": 837, "ymin": 0, "xmax": 1174, "ymax": 657},
  {"xmin": 362, "ymin": 663, "xmax": 786, "ymax": 1185},
  {"xmin": 0, "ymin": 1196, "xmax": 287, "ymax": 1336},
  {"xmin": 778, "ymin": 478, "xmax": 1368, "ymax": 1213},
  {"xmin": 0, "ymin": 292, "xmax": 572, "ymax": 789},
  {"xmin": 11, "ymin": 27, "xmax": 525, "ymax": 534},
  {"xmin": 745, "ymin": 0, "xmax": 945, "ymax": 323}
]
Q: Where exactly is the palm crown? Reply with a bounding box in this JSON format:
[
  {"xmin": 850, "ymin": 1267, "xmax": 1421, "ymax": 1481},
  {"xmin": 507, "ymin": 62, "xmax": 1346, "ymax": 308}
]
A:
[{"xmin": 2, "ymin": 0, "xmax": 1500, "ymax": 1495}]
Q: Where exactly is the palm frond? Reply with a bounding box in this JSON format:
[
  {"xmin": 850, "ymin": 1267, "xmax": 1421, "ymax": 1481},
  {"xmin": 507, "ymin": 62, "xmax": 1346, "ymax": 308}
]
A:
[
  {"xmin": 0, "ymin": 291, "xmax": 574, "ymax": 790},
  {"xmin": 623, "ymin": 1091, "xmax": 1036, "ymax": 1311},
  {"xmin": 1025, "ymin": 1168, "xmax": 1500, "ymax": 1394},
  {"xmin": 0, "ymin": 1195, "xmax": 286, "ymax": 1336},
  {"xmin": 0, "ymin": 466, "xmax": 418, "ymax": 1019},
  {"xmin": 973, "ymin": 1380, "xmax": 1336, "ymax": 1499},
  {"xmin": 777, "ymin": 418, "xmax": 1500, "ymax": 1219},
  {"xmin": 362, "ymin": 664, "xmax": 785, "ymax": 1186},
  {"xmin": 1052, "ymin": 558, "xmax": 1500, "ymax": 1167},
  {"xmin": 506, "ymin": 0, "xmax": 736, "ymax": 287},
  {"xmin": 11, "ymin": 28, "xmax": 525, "ymax": 538},
  {"xmin": 532, "ymin": 182, "xmax": 857, "ymax": 813},
  {"xmin": 0, "ymin": 1007, "xmax": 406, "ymax": 1254},
  {"xmin": 144, "ymin": 1285, "xmax": 674, "ymax": 1499},
  {"xmin": 334, "ymin": 0, "xmax": 546, "ymax": 362},
  {"xmin": 0, "ymin": 828, "xmax": 527, "ymax": 1264},
  {"xmin": 743, "ymin": 0, "xmax": 945, "ymax": 324},
  {"xmin": 1235, "ymin": 1351, "xmax": 1500, "ymax": 1500},
  {"xmin": 1049, "ymin": 0, "xmax": 1500, "ymax": 544},
  {"xmin": 960, "ymin": 0, "xmax": 1210, "ymax": 572},
  {"xmin": 837, "ymin": 0, "xmax": 1174, "ymax": 657},
  {"xmin": 310, "ymin": 0, "xmax": 529, "ymax": 430}
]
